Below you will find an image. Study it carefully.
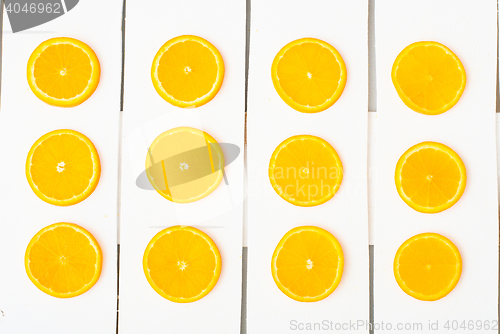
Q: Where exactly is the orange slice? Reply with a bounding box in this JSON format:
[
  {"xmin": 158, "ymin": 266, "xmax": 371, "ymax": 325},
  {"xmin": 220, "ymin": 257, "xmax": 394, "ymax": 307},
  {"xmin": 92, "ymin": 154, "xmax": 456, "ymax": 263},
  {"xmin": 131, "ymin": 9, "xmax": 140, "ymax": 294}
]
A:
[
  {"xmin": 394, "ymin": 233, "xmax": 462, "ymax": 301},
  {"xmin": 26, "ymin": 129, "xmax": 101, "ymax": 206},
  {"xmin": 392, "ymin": 41, "xmax": 466, "ymax": 115},
  {"xmin": 269, "ymin": 135, "xmax": 343, "ymax": 206},
  {"xmin": 271, "ymin": 38, "xmax": 347, "ymax": 113},
  {"xmin": 151, "ymin": 35, "xmax": 224, "ymax": 108},
  {"xmin": 25, "ymin": 222, "xmax": 102, "ymax": 298},
  {"xmin": 143, "ymin": 225, "xmax": 222, "ymax": 303},
  {"xmin": 271, "ymin": 226, "xmax": 344, "ymax": 302},
  {"xmin": 27, "ymin": 37, "xmax": 100, "ymax": 107},
  {"xmin": 395, "ymin": 141, "xmax": 466, "ymax": 213},
  {"xmin": 145, "ymin": 127, "xmax": 224, "ymax": 203}
]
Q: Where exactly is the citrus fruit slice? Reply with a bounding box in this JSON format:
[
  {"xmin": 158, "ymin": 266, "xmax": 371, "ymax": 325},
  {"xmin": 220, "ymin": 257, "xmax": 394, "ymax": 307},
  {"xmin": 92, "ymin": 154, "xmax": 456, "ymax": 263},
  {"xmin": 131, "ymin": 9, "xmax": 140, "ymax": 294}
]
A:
[
  {"xmin": 392, "ymin": 41, "xmax": 466, "ymax": 115},
  {"xmin": 271, "ymin": 38, "xmax": 347, "ymax": 113},
  {"xmin": 395, "ymin": 141, "xmax": 466, "ymax": 213},
  {"xmin": 145, "ymin": 127, "xmax": 224, "ymax": 203},
  {"xmin": 27, "ymin": 37, "xmax": 100, "ymax": 107},
  {"xmin": 271, "ymin": 226, "xmax": 343, "ymax": 302},
  {"xmin": 151, "ymin": 35, "xmax": 224, "ymax": 108},
  {"xmin": 143, "ymin": 225, "xmax": 222, "ymax": 303},
  {"xmin": 26, "ymin": 129, "xmax": 101, "ymax": 206},
  {"xmin": 394, "ymin": 233, "xmax": 462, "ymax": 301},
  {"xmin": 269, "ymin": 135, "xmax": 343, "ymax": 206},
  {"xmin": 25, "ymin": 222, "xmax": 102, "ymax": 298}
]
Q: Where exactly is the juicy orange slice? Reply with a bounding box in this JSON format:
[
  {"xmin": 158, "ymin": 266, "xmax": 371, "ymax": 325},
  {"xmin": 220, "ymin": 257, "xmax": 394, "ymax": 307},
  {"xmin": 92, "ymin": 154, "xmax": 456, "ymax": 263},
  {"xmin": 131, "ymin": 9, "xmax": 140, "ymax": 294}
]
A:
[
  {"xmin": 151, "ymin": 35, "xmax": 224, "ymax": 108},
  {"xmin": 271, "ymin": 226, "xmax": 344, "ymax": 302},
  {"xmin": 395, "ymin": 141, "xmax": 466, "ymax": 213},
  {"xmin": 394, "ymin": 233, "xmax": 462, "ymax": 301},
  {"xmin": 143, "ymin": 225, "xmax": 222, "ymax": 303},
  {"xmin": 27, "ymin": 37, "xmax": 100, "ymax": 107},
  {"xmin": 26, "ymin": 129, "xmax": 101, "ymax": 206},
  {"xmin": 392, "ymin": 41, "xmax": 466, "ymax": 115},
  {"xmin": 269, "ymin": 135, "xmax": 343, "ymax": 206},
  {"xmin": 145, "ymin": 127, "xmax": 224, "ymax": 203},
  {"xmin": 25, "ymin": 222, "xmax": 102, "ymax": 298},
  {"xmin": 271, "ymin": 38, "xmax": 347, "ymax": 113}
]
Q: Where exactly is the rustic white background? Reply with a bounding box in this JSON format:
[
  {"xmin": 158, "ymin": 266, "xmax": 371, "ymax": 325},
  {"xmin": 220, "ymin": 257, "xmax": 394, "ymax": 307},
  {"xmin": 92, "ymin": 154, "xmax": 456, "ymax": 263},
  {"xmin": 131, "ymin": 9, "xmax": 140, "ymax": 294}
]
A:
[{"xmin": 0, "ymin": 1, "xmax": 499, "ymax": 334}]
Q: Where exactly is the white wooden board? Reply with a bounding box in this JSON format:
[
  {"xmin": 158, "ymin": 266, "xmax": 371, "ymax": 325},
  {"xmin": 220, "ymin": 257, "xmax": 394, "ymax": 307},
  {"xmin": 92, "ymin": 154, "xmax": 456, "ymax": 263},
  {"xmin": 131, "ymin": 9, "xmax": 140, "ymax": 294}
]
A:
[
  {"xmin": 119, "ymin": 0, "xmax": 245, "ymax": 333},
  {"xmin": 374, "ymin": 1, "xmax": 498, "ymax": 332},
  {"xmin": 0, "ymin": 1, "xmax": 122, "ymax": 333},
  {"xmin": 247, "ymin": 1, "xmax": 370, "ymax": 333}
]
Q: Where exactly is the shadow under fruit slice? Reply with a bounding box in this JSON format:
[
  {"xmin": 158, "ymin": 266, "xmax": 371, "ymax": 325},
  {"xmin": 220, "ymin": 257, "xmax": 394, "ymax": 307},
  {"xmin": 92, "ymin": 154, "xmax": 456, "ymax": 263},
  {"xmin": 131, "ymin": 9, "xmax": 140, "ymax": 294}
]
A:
[
  {"xmin": 395, "ymin": 141, "xmax": 466, "ymax": 213},
  {"xmin": 145, "ymin": 127, "xmax": 224, "ymax": 203},
  {"xmin": 143, "ymin": 225, "xmax": 222, "ymax": 303},
  {"xmin": 269, "ymin": 135, "xmax": 343, "ymax": 207},
  {"xmin": 394, "ymin": 233, "xmax": 462, "ymax": 301},
  {"xmin": 271, "ymin": 38, "xmax": 347, "ymax": 113},
  {"xmin": 27, "ymin": 37, "xmax": 100, "ymax": 107},
  {"xmin": 271, "ymin": 226, "xmax": 344, "ymax": 302},
  {"xmin": 26, "ymin": 129, "xmax": 101, "ymax": 206},
  {"xmin": 392, "ymin": 41, "xmax": 466, "ymax": 115},
  {"xmin": 25, "ymin": 222, "xmax": 102, "ymax": 298},
  {"xmin": 151, "ymin": 35, "xmax": 224, "ymax": 108}
]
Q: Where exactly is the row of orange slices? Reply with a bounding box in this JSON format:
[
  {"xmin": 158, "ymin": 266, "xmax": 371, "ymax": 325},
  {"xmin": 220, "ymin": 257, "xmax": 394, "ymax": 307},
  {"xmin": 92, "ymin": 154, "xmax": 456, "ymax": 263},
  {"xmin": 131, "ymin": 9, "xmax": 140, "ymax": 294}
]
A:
[
  {"xmin": 22, "ymin": 34, "xmax": 470, "ymax": 303},
  {"xmin": 26, "ymin": 36, "xmax": 224, "ymax": 108},
  {"xmin": 28, "ymin": 36, "xmax": 467, "ymax": 115}
]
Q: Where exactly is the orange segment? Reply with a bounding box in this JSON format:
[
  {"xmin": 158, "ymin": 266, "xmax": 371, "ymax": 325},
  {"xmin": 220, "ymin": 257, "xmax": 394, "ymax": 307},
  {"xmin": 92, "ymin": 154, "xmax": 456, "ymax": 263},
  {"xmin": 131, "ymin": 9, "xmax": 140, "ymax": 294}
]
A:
[
  {"xmin": 143, "ymin": 225, "xmax": 222, "ymax": 303},
  {"xmin": 395, "ymin": 141, "xmax": 466, "ymax": 213},
  {"xmin": 25, "ymin": 223, "xmax": 102, "ymax": 298},
  {"xmin": 394, "ymin": 233, "xmax": 462, "ymax": 301},
  {"xmin": 271, "ymin": 38, "xmax": 347, "ymax": 113},
  {"xmin": 271, "ymin": 226, "xmax": 344, "ymax": 302},
  {"xmin": 27, "ymin": 37, "xmax": 100, "ymax": 107},
  {"xmin": 151, "ymin": 35, "xmax": 224, "ymax": 108},
  {"xmin": 269, "ymin": 135, "xmax": 343, "ymax": 206},
  {"xmin": 145, "ymin": 127, "xmax": 224, "ymax": 203},
  {"xmin": 26, "ymin": 129, "xmax": 101, "ymax": 206},
  {"xmin": 392, "ymin": 41, "xmax": 466, "ymax": 115}
]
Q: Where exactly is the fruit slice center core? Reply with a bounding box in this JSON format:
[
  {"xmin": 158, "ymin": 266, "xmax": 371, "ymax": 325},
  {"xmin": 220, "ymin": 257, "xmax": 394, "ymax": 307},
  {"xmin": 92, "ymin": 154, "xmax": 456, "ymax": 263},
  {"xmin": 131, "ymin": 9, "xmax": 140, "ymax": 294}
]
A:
[{"xmin": 57, "ymin": 161, "xmax": 65, "ymax": 173}]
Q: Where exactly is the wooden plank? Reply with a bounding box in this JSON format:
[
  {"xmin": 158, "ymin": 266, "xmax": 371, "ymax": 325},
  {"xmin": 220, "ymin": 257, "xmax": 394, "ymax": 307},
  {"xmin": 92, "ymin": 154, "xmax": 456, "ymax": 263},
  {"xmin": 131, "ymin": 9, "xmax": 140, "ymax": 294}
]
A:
[
  {"xmin": 374, "ymin": 1, "xmax": 498, "ymax": 332},
  {"xmin": 0, "ymin": 1, "xmax": 122, "ymax": 333},
  {"xmin": 119, "ymin": 0, "xmax": 245, "ymax": 333},
  {"xmin": 247, "ymin": 1, "xmax": 370, "ymax": 332}
]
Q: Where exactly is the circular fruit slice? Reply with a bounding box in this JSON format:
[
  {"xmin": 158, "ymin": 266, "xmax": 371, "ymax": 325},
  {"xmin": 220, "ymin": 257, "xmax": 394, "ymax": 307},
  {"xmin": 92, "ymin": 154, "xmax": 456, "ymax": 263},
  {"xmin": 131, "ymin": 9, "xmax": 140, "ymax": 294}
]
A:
[
  {"xmin": 394, "ymin": 233, "xmax": 462, "ymax": 301},
  {"xmin": 143, "ymin": 225, "xmax": 222, "ymax": 303},
  {"xmin": 395, "ymin": 141, "xmax": 466, "ymax": 213},
  {"xmin": 145, "ymin": 127, "xmax": 224, "ymax": 203},
  {"xmin": 26, "ymin": 129, "xmax": 101, "ymax": 206},
  {"xmin": 271, "ymin": 38, "xmax": 347, "ymax": 113},
  {"xmin": 392, "ymin": 41, "xmax": 466, "ymax": 115},
  {"xmin": 269, "ymin": 135, "xmax": 343, "ymax": 206},
  {"xmin": 271, "ymin": 226, "xmax": 344, "ymax": 302},
  {"xmin": 151, "ymin": 35, "xmax": 224, "ymax": 108},
  {"xmin": 25, "ymin": 222, "xmax": 102, "ymax": 298},
  {"xmin": 27, "ymin": 37, "xmax": 100, "ymax": 107}
]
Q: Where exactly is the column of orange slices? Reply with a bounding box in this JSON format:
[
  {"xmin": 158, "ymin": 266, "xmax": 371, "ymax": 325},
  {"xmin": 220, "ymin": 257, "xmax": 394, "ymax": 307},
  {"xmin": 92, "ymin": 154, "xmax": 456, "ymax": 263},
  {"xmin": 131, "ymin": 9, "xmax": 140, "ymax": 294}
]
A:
[
  {"xmin": 267, "ymin": 38, "xmax": 348, "ymax": 302},
  {"xmin": 391, "ymin": 41, "xmax": 467, "ymax": 301},
  {"xmin": 143, "ymin": 35, "xmax": 226, "ymax": 303},
  {"xmin": 24, "ymin": 37, "xmax": 103, "ymax": 298}
]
